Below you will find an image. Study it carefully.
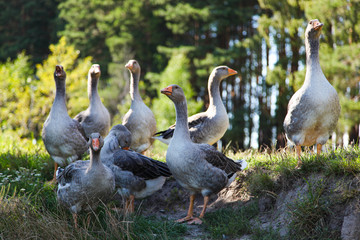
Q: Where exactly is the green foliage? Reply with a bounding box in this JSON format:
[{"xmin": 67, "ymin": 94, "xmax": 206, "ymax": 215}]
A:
[
  {"xmin": 0, "ymin": 37, "xmax": 93, "ymax": 139},
  {"xmin": 0, "ymin": 0, "xmax": 62, "ymax": 63},
  {"xmin": 153, "ymin": 2, "xmax": 210, "ymax": 34},
  {"xmin": 149, "ymin": 48, "xmax": 203, "ymax": 129},
  {"xmin": 0, "ymin": 52, "xmax": 34, "ymax": 136}
]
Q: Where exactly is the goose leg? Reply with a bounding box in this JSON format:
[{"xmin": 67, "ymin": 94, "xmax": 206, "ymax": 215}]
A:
[
  {"xmin": 125, "ymin": 195, "xmax": 135, "ymax": 214},
  {"xmin": 50, "ymin": 162, "xmax": 58, "ymax": 183},
  {"xmin": 187, "ymin": 196, "xmax": 209, "ymax": 225},
  {"xmin": 73, "ymin": 213, "xmax": 78, "ymax": 229},
  {"xmin": 295, "ymin": 145, "xmax": 302, "ymax": 168},
  {"xmin": 316, "ymin": 144, "xmax": 322, "ymax": 157},
  {"xmin": 176, "ymin": 195, "xmax": 195, "ymax": 223}
]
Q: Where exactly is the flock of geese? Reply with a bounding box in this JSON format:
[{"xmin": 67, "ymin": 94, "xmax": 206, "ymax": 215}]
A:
[{"xmin": 41, "ymin": 19, "xmax": 340, "ymax": 226}]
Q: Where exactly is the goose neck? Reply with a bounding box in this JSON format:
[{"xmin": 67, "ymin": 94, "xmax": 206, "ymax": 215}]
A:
[
  {"xmin": 89, "ymin": 149, "xmax": 102, "ymax": 169},
  {"xmin": 305, "ymin": 37, "xmax": 321, "ymax": 73},
  {"xmin": 208, "ymin": 74, "xmax": 224, "ymax": 110},
  {"xmin": 88, "ymin": 77, "xmax": 101, "ymax": 103},
  {"xmin": 129, "ymin": 72, "xmax": 142, "ymax": 102},
  {"xmin": 52, "ymin": 78, "xmax": 67, "ymax": 113},
  {"xmin": 173, "ymin": 100, "xmax": 191, "ymax": 141}
]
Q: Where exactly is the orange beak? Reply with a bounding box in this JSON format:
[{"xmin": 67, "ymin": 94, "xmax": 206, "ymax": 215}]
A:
[
  {"xmin": 92, "ymin": 138, "xmax": 100, "ymax": 151},
  {"xmin": 228, "ymin": 68, "xmax": 238, "ymax": 76},
  {"xmin": 161, "ymin": 86, "xmax": 173, "ymax": 96},
  {"xmin": 313, "ymin": 20, "xmax": 324, "ymax": 31},
  {"xmin": 122, "ymin": 147, "xmax": 130, "ymax": 150},
  {"xmin": 125, "ymin": 62, "xmax": 133, "ymax": 70}
]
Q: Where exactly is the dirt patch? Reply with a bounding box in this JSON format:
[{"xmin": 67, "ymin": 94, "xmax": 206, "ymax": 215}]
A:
[{"xmin": 132, "ymin": 172, "xmax": 360, "ymax": 239}]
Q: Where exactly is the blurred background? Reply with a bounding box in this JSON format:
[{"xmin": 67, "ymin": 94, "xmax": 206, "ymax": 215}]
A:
[{"xmin": 0, "ymin": 0, "xmax": 359, "ymax": 152}]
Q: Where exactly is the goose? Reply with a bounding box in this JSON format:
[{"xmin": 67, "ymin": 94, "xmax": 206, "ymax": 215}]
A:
[
  {"xmin": 57, "ymin": 133, "xmax": 115, "ymax": 227},
  {"xmin": 284, "ymin": 19, "xmax": 340, "ymax": 167},
  {"xmin": 122, "ymin": 60, "xmax": 156, "ymax": 153},
  {"xmin": 100, "ymin": 124, "xmax": 172, "ymax": 213},
  {"xmin": 154, "ymin": 66, "xmax": 237, "ymax": 145},
  {"xmin": 74, "ymin": 64, "xmax": 111, "ymax": 138},
  {"xmin": 161, "ymin": 84, "xmax": 246, "ymax": 224},
  {"xmin": 42, "ymin": 65, "xmax": 89, "ymax": 182}
]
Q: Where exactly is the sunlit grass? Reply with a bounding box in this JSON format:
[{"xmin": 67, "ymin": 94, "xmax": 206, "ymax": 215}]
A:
[{"xmin": 0, "ymin": 133, "xmax": 358, "ymax": 239}]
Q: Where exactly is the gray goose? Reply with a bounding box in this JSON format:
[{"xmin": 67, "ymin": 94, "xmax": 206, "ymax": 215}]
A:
[
  {"xmin": 100, "ymin": 124, "xmax": 172, "ymax": 213},
  {"xmin": 57, "ymin": 133, "xmax": 115, "ymax": 228},
  {"xmin": 42, "ymin": 65, "xmax": 89, "ymax": 182},
  {"xmin": 122, "ymin": 60, "xmax": 157, "ymax": 153},
  {"xmin": 74, "ymin": 64, "xmax": 111, "ymax": 138},
  {"xmin": 154, "ymin": 66, "xmax": 237, "ymax": 145},
  {"xmin": 284, "ymin": 19, "xmax": 340, "ymax": 167},
  {"xmin": 161, "ymin": 84, "xmax": 246, "ymax": 224}
]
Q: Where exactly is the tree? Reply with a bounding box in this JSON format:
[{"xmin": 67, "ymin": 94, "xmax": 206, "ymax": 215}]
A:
[
  {"xmin": 0, "ymin": 37, "xmax": 92, "ymax": 138},
  {"xmin": 0, "ymin": 0, "xmax": 63, "ymax": 64}
]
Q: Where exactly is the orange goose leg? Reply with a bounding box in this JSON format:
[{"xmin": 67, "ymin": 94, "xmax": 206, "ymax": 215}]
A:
[
  {"xmin": 187, "ymin": 196, "xmax": 209, "ymax": 225},
  {"xmin": 317, "ymin": 144, "xmax": 322, "ymax": 157},
  {"xmin": 176, "ymin": 195, "xmax": 195, "ymax": 223},
  {"xmin": 50, "ymin": 162, "xmax": 58, "ymax": 183},
  {"xmin": 125, "ymin": 195, "xmax": 135, "ymax": 214},
  {"xmin": 73, "ymin": 213, "xmax": 78, "ymax": 229}
]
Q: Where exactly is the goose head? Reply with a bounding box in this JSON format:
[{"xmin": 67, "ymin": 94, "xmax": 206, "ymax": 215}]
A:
[
  {"xmin": 109, "ymin": 124, "xmax": 132, "ymax": 150},
  {"xmin": 54, "ymin": 65, "xmax": 66, "ymax": 81},
  {"xmin": 161, "ymin": 84, "xmax": 186, "ymax": 104},
  {"xmin": 89, "ymin": 133, "xmax": 104, "ymax": 152},
  {"xmin": 210, "ymin": 66, "xmax": 237, "ymax": 81},
  {"xmin": 89, "ymin": 64, "xmax": 101, "ymax": 79},
  {"xmin": 125, "ymin": 60, "xmax": 141, "ymax": 75},
  {"xmin": 306, "ymin": 19, "xmax": 323, "ymax": 40}
]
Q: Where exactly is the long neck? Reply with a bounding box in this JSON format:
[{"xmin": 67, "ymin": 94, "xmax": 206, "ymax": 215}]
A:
[
  {"xmin": 129, "ymin": 71, "xmax": 142, "ymax": 102},
  {"xmin": 88, "ymin": 75, "xmax": 101, "ymax": 104},
  {"xmin": 89, "ymin": 148, "xmax": 102, "ymax": 169},
  {"xmin": 305, "ymin": 36, "xmax": 322, "ymax": 83},
  {"xmin": 52, "ymin": 78, "xmax": 68, "ymax": 115},
  {"xmin": 173, "ymin": 100, "xmax": 191, "ymax": 141},
  {"xmin": 208, "ymin": 73, "xmax": 224, "ymax": 109}
]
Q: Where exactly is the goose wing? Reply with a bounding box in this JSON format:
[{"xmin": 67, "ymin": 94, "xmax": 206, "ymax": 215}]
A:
[
  {"xmin": 198, "ymin": 144, "xmax": 243, "ymax": 176},
  {"xmin": 112, "ymin": 149, "xmax": 172, "ymax": 180},
  {"xmin": 154, "ymin": 113, "xmax": 208, "ymax": 140}
]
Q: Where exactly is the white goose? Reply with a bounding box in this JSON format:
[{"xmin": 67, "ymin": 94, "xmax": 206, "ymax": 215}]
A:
[
  {"xmin": 42, "ymin": 65, "xmax": 88, "ymax": 182},
  {"xmin": 161, "ymin": 84, "xmax": 246, "ymax": 224},
  {"xmin": 154, "ymin": 66, "xmax": 237, "ymax": 145},
  {"xmin": 74, "ymin": 64, "xmax": 111, "ymax": 138},
  {"xmin": 284, "ymin": 19, "xmax": 340, "ymax": 167},
  {"xmin": 122, "ymin": 60, "xmax": 157, "ymax": 153}
]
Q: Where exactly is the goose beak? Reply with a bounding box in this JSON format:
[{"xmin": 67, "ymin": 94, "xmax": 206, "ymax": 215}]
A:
[
  {"xmin": 55, "ymin": 65, "xmax": 63, "ymax": 77},
  {"xmin": 125, "ymin": 62, "xmax": 133, "ymax": 70},
  {"xmin": 227, "ymin": 68, "xmax": 238, "ymax": 76},
  {"xmin": 92, "ymin": 138, "xmax": 100, "ymax": 151},
  {"xmin": 161, "ymin": 86, "xmax": 173, "ymax": 96},
  {"xmin": 122, "ymin": 147, "xmax": 130, "ymax": 150},
  {"xmin": 93, "ymin": 64, "xmax": 101, "ymax": 74},
  {"xmin": 314, "ymin": 20, "xmax": 324, "ymax": 31}
]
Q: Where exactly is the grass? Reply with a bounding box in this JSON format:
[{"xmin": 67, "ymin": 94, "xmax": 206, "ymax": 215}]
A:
[
  {"xmin": 286, "ymin": 178, "xmax": 340, "ymax": 239},
  {"xmin": 203, "ymin": 201, "xmax": 259, "ymax": 239},
  {"xmin": 0, "ymin": 133, "xmax": 359, "ymax": 239}
]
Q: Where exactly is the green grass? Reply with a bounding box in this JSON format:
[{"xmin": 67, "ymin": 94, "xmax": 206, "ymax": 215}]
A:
[
  {"xmin": 0, "ymin": 134, "xmax": 359, "ymax": 239},
  {"xmin": 286, "ymin": 178, "xmax": 341, "ymax": 239},
  {"xmin": 203, "ymin": 201, "xmax": 259, "ymax": 239}
]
